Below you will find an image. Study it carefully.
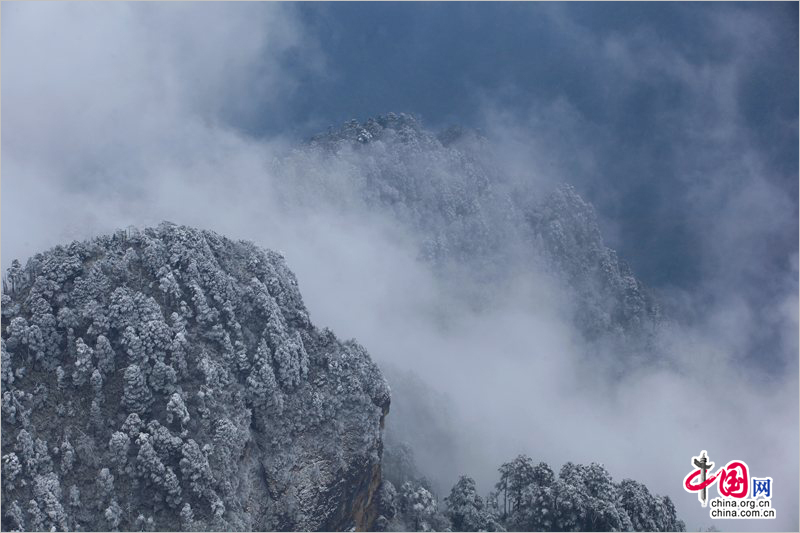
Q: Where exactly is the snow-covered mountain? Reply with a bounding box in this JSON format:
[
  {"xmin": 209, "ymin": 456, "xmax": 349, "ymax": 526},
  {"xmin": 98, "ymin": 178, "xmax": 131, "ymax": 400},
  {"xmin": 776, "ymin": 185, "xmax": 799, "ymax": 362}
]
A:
[
  {"xmin": 290, "ymin": 113, "xmax": 659, "ymax": 344},
  {"xmin": 1, "ymin": 223, "xmax": 389, "ymax": 531},
  {"xmin": 0, "ymin": 117, "xmax": 680, "ymax": 533},
  {"xmin": 529, "ymin": 184, "xmax": 660, "ymax": 340}
]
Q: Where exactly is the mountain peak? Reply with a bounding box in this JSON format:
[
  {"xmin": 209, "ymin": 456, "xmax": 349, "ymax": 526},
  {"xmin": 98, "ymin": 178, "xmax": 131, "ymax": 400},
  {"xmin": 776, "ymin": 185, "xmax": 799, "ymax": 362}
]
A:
[
  {"xmin": 310, "ymin": 112, "xmax": 428, "ymax": 147},
  {"xmin": 529, "ymin": 186, "xmax": 660, "ymax": 340},
  {"xmin": 1, "ymin": 223, "xmax": 389, "ymax": 531}
]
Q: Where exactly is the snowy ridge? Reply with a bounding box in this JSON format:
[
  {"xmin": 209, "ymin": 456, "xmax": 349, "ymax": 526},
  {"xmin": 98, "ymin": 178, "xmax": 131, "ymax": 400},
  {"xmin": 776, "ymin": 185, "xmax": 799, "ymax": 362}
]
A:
[
  {"xmin": 528, "ymin": 184, "xmax": 660, "ymax": 340},
  {"xmin": 300, "ymin": 114, "xmax": 660, "ymax": 343}
]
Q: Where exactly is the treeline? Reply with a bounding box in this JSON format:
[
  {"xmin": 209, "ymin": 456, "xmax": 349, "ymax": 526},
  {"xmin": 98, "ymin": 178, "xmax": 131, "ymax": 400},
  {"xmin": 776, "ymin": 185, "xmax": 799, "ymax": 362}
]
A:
[{"xmin": 376, "ymin": 453, "xmax": 685, "ymax": 532}]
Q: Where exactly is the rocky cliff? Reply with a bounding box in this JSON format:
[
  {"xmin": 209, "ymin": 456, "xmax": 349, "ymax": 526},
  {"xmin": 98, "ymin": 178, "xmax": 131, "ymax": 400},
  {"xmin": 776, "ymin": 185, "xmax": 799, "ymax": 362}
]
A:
[{"xmin": 1, "ymin": 223, "xmax": 389, "ymax": 531}]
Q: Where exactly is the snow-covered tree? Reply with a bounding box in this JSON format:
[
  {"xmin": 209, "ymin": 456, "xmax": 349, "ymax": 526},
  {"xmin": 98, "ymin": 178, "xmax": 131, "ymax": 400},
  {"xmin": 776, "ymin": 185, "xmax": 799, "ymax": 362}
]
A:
[
  {"xmin": 179, "ymin": 439, "xmax": 214, "ymax": 497},
  {"xmin": 97, "ymin": 467, "xmax": 115, "ymax": 498},
  {"xmin": 399, "ymin": 481, "xmax": 444, "ymax": 532},
  {"xmin": 180, "ymin": 502, "xmax": 195, "ymax": 530},
  {"xmin": 60, "ymin": 438, "xmax": 75, "ymax": 475},
  {"xmin": 104, "ymin": 499, "xmax": 123, "ymax": 530},
  {"xmin": 497, "ymin": 455, "xmax": 537, "ymax": 517},
  {"xmin": 445, "ymin": 476, "xmax": 493, "ymax": 532},
  {"xmin": 108, "ymin": 431, "xmax": 131, "ymax": 471},
  {"xmin": 2, "ymin": 452, "xmax": 23, "ymax": 491},
  {"xmin": 166, "ymin": 392, "xmax": 190, "ymax": 426},
  {"xmin": 122, "ymin": 364, "xmax": 152, "ymax": 415},
  {"xmin": 32, "ymin": 472, "xmax": 68, "ymax": 531},
  {"xmin": 95, "ymin": 335, "xmax": 116, "ymax": 375}
]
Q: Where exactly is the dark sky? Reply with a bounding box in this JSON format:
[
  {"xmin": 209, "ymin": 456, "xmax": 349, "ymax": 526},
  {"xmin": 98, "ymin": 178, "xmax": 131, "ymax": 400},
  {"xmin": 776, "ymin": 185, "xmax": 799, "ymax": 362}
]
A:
[
  {"xmin": 222, "ymin": 2, "xmax": 797, "ymax": 293},
  {"xmin": 3, "ymin": 2, "xmax": 797, "ymax": 294}
]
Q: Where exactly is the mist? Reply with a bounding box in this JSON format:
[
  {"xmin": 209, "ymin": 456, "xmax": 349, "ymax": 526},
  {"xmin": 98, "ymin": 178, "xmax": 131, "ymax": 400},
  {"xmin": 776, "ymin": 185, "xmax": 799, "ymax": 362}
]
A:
[{"xmin": 2, "ymin": 3, "xmax": 797, "ymax": 532}]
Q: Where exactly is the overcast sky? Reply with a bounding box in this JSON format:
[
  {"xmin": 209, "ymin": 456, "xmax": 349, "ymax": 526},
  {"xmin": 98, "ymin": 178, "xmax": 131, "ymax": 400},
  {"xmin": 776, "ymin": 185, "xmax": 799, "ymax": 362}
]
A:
[{"xmin": 2, "ymin": 3, "xmax": 797, "ymax": 532}]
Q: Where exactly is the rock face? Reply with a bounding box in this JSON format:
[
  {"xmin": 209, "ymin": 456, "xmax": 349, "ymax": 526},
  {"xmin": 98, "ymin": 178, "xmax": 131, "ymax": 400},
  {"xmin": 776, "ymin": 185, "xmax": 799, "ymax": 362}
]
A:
[{"xmin": 1, "ymin": 223, "xmax": 390, "ymax": 532}]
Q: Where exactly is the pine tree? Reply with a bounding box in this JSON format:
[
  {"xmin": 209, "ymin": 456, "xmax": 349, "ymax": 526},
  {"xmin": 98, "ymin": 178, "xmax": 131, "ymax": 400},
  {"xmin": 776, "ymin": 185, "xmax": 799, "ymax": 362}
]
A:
[
  {"xmin": 166, "ymin": 392, "xmax": 190, "ymax": 426},
  {"xmin": 95, "ymin": 335, "xmax": 116, "ymax": 375},
  {"xmin": 108, "ymin": 432, "xmax": 131, "ymax": 472},
  {"xmin": 122, "ymin": 364, "xmax": 153, "ymax": 415},
  {"xmin": 445, "ymin": 476, "xmax": 489, "ymax": 532}
]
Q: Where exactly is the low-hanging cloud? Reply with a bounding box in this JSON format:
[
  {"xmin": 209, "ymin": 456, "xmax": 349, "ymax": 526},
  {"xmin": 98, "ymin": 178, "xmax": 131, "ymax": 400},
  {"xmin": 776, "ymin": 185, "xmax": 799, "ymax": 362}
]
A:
[{"xmin": 2, "ymin": 3, "xmax": 797, "ymax": 532}]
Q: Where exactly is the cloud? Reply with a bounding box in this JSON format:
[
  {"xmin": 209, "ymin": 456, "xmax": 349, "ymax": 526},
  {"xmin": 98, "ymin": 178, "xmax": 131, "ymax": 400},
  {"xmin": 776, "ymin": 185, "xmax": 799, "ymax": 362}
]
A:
[
  {"xmin": 2, "ymin": 3, "xmax": 796, "ymax": 532},
  {"xmin": 2, "ymin": 1, "xmax": 316, "ymax": 261}
]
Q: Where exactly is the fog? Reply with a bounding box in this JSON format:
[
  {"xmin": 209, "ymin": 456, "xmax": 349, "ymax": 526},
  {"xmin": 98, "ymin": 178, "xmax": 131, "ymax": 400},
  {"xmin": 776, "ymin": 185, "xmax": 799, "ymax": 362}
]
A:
[{"xmin": 2, "ymin": 3, "xmax": 797, "ymax": 532}]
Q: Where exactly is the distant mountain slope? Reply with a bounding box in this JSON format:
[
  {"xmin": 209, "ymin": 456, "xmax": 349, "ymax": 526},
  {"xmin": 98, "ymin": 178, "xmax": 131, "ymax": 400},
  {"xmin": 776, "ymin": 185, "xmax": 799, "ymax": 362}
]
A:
[
  {"xmin": 296, "ymin": 113, "xmax": 659, "ymax": 342},
  {"xmin": 1, "ymin": 223, "xmax": 390, "ymax": 531},
  {"xmin": 528, "ymin": 184, "xmax": 660, "ymax": 340},
  {"xmin": 304, "ymin": 113, "xmax": 520, "ymax": 274}
]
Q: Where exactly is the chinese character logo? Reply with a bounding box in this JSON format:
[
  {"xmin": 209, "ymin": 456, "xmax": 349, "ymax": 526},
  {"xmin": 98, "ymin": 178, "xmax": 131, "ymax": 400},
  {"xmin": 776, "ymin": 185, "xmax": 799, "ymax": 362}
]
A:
[
  {"xmin": 752, "ymin": 478, "xmax": 773, "ymax": 500},
  {"xmin": 684, "ymin": 450, "xmax": 750, "ymax": 506},
  {"xmin": 717, "ymin": 460, "xmax": 749, "ymax": 498},
  {"xmin": 684, "ymin": 450, "xmax": 715, "ymax": 506}
]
